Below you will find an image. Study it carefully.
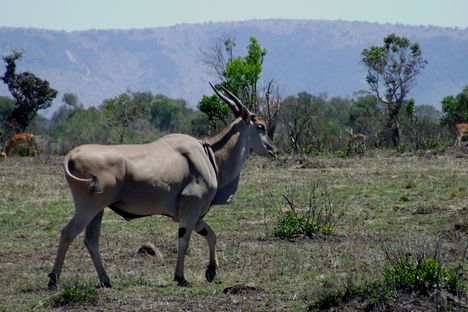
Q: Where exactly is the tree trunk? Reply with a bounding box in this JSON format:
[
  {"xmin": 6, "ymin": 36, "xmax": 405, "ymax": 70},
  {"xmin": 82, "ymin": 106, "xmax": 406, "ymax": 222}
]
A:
[{"xmin": 387, "ymin": 109, "xmax": 401, "ymax": 147}]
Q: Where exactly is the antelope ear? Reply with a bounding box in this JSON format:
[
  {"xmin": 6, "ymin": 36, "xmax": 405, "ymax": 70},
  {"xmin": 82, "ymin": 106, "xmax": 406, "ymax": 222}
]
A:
[{"xmin": 241, "ymin": 107, "xmax": 251, "ymax": 124}]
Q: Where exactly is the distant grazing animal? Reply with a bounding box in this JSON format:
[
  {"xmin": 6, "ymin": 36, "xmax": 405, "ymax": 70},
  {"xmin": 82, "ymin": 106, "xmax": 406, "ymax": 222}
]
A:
[
  {"xmin": 454, "ymin": 123, "xmax": 468, "ymax": 146},
  {"xmin": 345, "ymin": 127, "xmax": 366, "ymax": 154},
  {"xmin": 0, "ymin": 133, "xmax": 38, "ymax": 158},
  {"xmin": 48, "ymin": 83, "xmax": 278, "ymax": 289}
]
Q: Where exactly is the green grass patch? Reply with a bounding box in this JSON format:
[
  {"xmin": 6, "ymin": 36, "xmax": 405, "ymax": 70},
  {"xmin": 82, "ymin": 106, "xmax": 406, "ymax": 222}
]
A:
[
  {"xmin": 1, "ymin": 154, "xmax": 467, "ymax": 311},
  {"xmin": 45, "ymin": 285, "xmax": 98, "ymax": 307},
  {"xmin": 383, "ymin": 254, "xmax": 465, "ymax": 296}
]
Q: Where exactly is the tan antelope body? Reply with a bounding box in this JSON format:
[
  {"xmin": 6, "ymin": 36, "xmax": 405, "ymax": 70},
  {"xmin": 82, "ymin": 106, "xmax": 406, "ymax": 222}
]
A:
[
  {"xmin": 1, "ymin": 133, "xmax": 38, "ymax": 158},
  {"xmin": 345, "ymin": 128, "xmax": 366, "ymax": 154},
  {"xmin": 48, "ymin": 84, "xmax": 277, "ymax": 289},
  {"xmin": 455, "ymin": 123, "xmax": 468, "ymax": 146}
]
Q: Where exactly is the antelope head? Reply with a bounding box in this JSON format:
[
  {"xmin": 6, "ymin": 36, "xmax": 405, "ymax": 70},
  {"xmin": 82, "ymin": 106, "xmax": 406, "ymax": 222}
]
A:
[{"xmin": 210, "ymin": 83, "xmax": 278, "ymax": 158}]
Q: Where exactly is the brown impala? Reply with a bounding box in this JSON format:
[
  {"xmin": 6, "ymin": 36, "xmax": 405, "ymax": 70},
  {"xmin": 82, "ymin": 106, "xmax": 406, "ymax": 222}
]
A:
[
  {"xmin": 1, "ymin": 133, "xmax": 38, "ymax": 158},
  {"xmin": 455, "ymin": 123, "xmax": 468, "ymax": 146},
  {"xmin": 48, "ymin": 84, "xmax": 278, "ymax": 289}
]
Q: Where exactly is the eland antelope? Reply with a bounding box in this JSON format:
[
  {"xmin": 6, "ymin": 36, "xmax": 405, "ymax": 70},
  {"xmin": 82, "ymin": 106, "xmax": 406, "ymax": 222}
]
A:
[
  {"xmin": 1, "ymin": 133, "xmax": 38, "ymax": 158},
  {"xmin": 48, "ymin": 83, "xmax": 278, "ymax": 289}
]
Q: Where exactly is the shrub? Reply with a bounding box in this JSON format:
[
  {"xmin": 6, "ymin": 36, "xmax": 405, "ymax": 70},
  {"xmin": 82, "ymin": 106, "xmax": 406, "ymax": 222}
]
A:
[
  {"xmin": 382, "ymin": 242, "xmax": 465, "ymax": 296},
  {"xmin": 396, "ymin": 143, "xmax": 407, "ymax": 154},
  {"xmin": 273, "ymin": 179, "xmax": 344, "ymax": 239},
  {"xmin": 310, "ymin": 242, "xmax": 466, "ymax": 310},
  {"xmin": 420, "ymin": 138, "xmax": 440, "ymax": 150},
  {"xmin": 334, "ymin": 148, "xmax": 348, "ymax": 158},
  {"xmin": 46, "ymin": 285, "xmax": 98, "ymax": 307},
  {"xmin": 309, "ymin": 279, "xmax": 391, "ymax": 310},
  {"xmin": 384, "ymin": 257, "xmax": 464, "ymax": 295},
  {"xmin": 274, "ymin": 210, "xmax": 305, "ymax": 238},
  {"xmin": 17, "ymin": 144, "xmax": 35, "ymax": 156}
]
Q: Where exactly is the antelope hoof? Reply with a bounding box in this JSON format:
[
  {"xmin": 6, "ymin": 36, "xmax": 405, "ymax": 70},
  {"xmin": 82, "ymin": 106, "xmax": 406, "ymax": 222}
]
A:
[
  {"xmin": 99, "ymin": 281, "xmax": 112, "ymax": 288},
  {"xmin": 174, "ymin": 276, "xmax": 189, "ymax": 287},
  {"xmin": 47, "ymin": 273, "xmax": 58, "ymax": 290},
  {"xmin": 205, "ymin": 264, "xmax": 216, "ymax": 283}
]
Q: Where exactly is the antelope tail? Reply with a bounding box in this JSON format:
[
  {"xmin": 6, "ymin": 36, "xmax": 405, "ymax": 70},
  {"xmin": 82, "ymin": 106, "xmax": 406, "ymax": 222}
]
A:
[{"xmin": 63, "ymin": 155, "xmax": 101, "ymax": 193}]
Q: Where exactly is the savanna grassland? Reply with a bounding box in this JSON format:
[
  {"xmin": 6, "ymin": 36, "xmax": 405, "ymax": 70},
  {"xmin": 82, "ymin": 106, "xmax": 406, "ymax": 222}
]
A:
[{"xmin": 0, "ymin": 151, "xmax": 466, "ymax": 311}]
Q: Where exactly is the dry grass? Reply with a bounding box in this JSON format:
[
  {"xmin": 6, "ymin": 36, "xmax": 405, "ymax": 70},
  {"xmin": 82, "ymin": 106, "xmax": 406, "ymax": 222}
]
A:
[{"xmin": 0, "ymin": 151, "xmax": 466, "ymax": 311}]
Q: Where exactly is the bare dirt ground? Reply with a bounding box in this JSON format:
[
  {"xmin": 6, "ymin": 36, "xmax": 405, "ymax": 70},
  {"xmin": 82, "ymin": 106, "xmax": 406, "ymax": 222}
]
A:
[{"xmin": 0, "ymin": 149, "xmax": 466, "ymax": 311}]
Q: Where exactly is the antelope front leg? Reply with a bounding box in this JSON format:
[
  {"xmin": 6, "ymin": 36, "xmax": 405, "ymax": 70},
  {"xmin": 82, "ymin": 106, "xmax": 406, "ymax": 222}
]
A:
[{"xmin": 195, "ymin": 219, "xmax": 218, "ymax": 282}]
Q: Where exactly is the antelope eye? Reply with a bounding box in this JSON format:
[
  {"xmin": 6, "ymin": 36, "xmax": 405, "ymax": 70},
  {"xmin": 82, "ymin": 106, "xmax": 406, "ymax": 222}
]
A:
[{"xmin": 256, "ymin": 124, "xmax": 265, "ymax": 131}]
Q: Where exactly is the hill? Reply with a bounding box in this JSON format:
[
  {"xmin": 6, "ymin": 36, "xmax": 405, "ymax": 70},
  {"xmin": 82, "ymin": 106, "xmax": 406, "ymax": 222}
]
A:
[{"xmin": 1, "ymin": 19, "xmax": 467, "ymax": 113}]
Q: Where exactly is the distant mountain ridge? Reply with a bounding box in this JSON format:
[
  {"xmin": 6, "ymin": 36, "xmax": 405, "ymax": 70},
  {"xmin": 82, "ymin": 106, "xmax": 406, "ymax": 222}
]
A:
[{"xmin": 1, "ymin": 19, "xmax": 467, "ymax": 114}]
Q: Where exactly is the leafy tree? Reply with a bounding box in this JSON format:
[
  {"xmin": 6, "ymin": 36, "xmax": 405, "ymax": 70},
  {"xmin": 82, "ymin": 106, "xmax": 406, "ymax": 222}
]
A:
[
  {"xmin": 50, "ymin": 93, "xmax": 83, "ymax": 128},
  {"xmin": 203, "ymin": 36, "xmax": 267, "ymax": 112},
  {"xmin": 279, "ymin": 92, "xmax": 344, "ymax": 154},
  {"xmin": 148, "ymin": 94, "xmax": 192, "ymax": 133},
  {"xmin": 103, "ymin": 93, "xmax": 144, "ymax": 143},
  {"xmin": 361, "ymin": 34, "xmax": 427, "ymax": 147},
  {"xmin": 0, "ymin": 51, "xmax": 57, "ymax": 139},
  {"xmin": 198, "ymin": 94, "xmax": 230, "ymax": 132},
  {"xmin": 441, "ymin": 86, "xmax": 468, "ymax": 127},
  {"xmin": 414, "ymin": 105, "xmax": 441, "ymax": 122},
  {"xmin": 223, "ymin": 37, "xmax": 266, "ymax": 111},
  {"xmin": 348, "ymin": 95, "xmax": 386, "ymax": 147},
  {"xmin": 405, "ymin": 98, "xmax": 416, "ymax": 120},
  {"xmin": 51, "ymin": 107, "xmax": 110, "ymax": 153},
  {"xmin": 0, "ymin": 96, "xmax": 15, "ymax": 133}
]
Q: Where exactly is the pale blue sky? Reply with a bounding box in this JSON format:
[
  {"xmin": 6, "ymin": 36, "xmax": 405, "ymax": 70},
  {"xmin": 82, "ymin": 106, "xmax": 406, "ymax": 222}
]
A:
[{"xmin": 1, "ymin": 0, "xmax": 467, "ymax": 30}]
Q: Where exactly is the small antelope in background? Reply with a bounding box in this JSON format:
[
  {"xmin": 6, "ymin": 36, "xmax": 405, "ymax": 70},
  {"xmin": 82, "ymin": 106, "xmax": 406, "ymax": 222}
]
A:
[
  {"xmin": 0, "ymin": 133, "xmax": 38, "ymax": 158},
  {"xmin": 454, "ymin": 123, "xmax": 468, "ymax": 146},
  {"xmin": 48, "ymin": 83, "xmax": 278, "ymax": 289},
  {"xmin": 345, "ymin": 127, "xmax": 366, "ymax": 154}
]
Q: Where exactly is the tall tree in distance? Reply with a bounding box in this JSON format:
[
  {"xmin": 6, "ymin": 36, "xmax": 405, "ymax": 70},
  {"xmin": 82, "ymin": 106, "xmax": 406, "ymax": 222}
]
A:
[
  {"xmin": 203, "ymin": 36, "xmax": 267, "ymax": 112},
  {"xmin": 202, "ymin": 34, "xmax": 236, "ymax": 83},
  {"xmin": 441, "ymin": 86, "xmax": 468, "ymax": 127},
  {"xmin": 103, "ymin": 93, "xmax": 144, "ymax": 144},
  {"xmin": 1, "ymin": 50, "xmax": 57, "ymax": 139},
  {"xmin": 361, "ymin": 34, "xmax": 427, "ymax": 146},
  {"xmin": 201, "ymin": 35, "xmax": 281, "ymax": 138},
  {"xmin": 49, "ymin": 93, "xmax": 83, "ymax": 128},
  {"xmin": 225, "ymin": 37, "xmax": 266, "ymax": 111},
  {"xmin": 260, "ymin": 79, "xmax": 282, "ymax": 140}
]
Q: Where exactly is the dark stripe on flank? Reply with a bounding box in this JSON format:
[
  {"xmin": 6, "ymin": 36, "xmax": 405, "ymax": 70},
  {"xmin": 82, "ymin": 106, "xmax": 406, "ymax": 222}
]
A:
[
  {"xmin": 178, "ymin": 227, "xmax": 186, "ymax": 238},
  {"xmin": 197, "ymin": 228, "xmax": 208, "ymax": 236}
]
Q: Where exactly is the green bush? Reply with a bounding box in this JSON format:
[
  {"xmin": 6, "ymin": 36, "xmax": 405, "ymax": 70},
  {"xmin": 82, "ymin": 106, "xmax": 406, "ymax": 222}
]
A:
[
  {"xmin": 420, "ymin": 138, "xmax": 440, "ymax": 150},
  {"xmin": 384, "ymin": 256, "xmax": 464, "ymax": 295},
  {"xmin": 396, "ymin": 143, "xmax": 407, "ymax": 154},
  {"xmin": 17, "ymin": 144, "xmax": 35, "ymax": 156},
  {"xmin": 334, "ymin": 148, "xmax": 348, "ymax": 158},
  {"xmin": 47, "ymin": 285, "xmax": 98, "ymax": 307},
  {"xmin": 273, "ymin": 180, "xmax": 343, "ymax": 239},
  {"xmin": 310, "ymin": 280, "xmax": 391, "ymax": 310},
  {"xmin": 273, "ymin": 209, "xmax": 336, "ymax": 238},
  {"xmin": 310, "ymin": 243, "xmax": 465, "ymax": 310},
  {"xmin": 273, "ymin": 210, "xmax": 333, "ymax": 238},
  {"xmin": 274, "ymin": 210, "xmax": 304, "ymax": 238}
]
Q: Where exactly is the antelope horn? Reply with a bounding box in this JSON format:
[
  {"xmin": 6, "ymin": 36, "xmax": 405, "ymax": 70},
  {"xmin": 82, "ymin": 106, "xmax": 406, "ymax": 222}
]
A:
[
  {"xmin": 219, "ymin": 85, "xmax": 246, "ymax": 112},
  {"xmin": 209, "ymin": 82, "xmax": 239, "ymax": 114}
]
